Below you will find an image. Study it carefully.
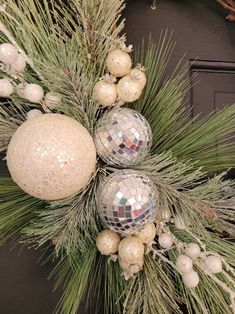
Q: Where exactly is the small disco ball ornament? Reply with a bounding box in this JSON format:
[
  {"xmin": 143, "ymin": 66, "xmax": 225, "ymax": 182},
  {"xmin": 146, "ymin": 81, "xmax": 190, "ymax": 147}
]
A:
[
  {"xmin": 7, "ymin": 113, "xmax": 96, "ymax": 200},
  {"xmin": 94, "ymin": 107, "xmax": 152, "ymax": 166},
  {"xmin": 98, "ymin": 170, "xmax": 159, "ymax": 234}
]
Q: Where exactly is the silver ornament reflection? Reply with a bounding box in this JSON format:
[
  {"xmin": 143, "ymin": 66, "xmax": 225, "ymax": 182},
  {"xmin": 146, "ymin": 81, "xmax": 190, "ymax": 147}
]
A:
[
  {"xmin": 94, "ymin": 107, "xmax": 152, "ymax": 166},
  {"xmin": 98, "ymin": 170, "xmax": 159, "ymax": 234}
]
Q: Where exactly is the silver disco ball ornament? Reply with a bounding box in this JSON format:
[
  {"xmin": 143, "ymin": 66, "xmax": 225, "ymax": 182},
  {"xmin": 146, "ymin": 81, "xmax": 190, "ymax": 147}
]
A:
[
  {"xmin": 94, "ymin": 107, "xmax": 152, "ymax": 166},
  {"xmin": 98, "ymin": 170, "xmax": 159, "ymax": 234}
]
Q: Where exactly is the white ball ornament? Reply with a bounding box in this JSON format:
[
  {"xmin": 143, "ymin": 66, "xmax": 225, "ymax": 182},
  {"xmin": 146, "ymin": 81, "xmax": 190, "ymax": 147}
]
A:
[
  {"xmin": 0, "ymin": 43, "xmax": 18, "ymax": 65},
  {"xmin": 118, "ymin": 236, "xmax": 145, "ymax": 263},
  {"xmin": 182, "ymin": 270, "xmax": 200, "ymax": 289},
  {"xmin": 24, "ymin": 83, "xmax": 44, "ymax": 103},
  {"xmin": 93, "ymin": 80, "xmax": 117, "ymax": 107},
  {"xmin": 0, "ymin": 79, "xmax": 14, "ymax": 97},
  {"xmin": 129, "ymin": 68, "xmax": 147, "ymax": 90},
  {"xmin": 45, "ymin": 92, "xmax": 61, "ymax": 110},
  {"xmin": 185, "ymin": 243, "xmax": 201, "ymax": 260},
  {"xmin": 117, "ymin": 75, "xmax": 142, "ymax": 103},
  {"xmin": 158, "ymin": 232, "xmax": 174, "ymax": 249},
  {"xmin": 134, "ymin": 223, "xmax": 156, "ymax": 244},
  {"xmin": 106, "ymin": 49, "xmax": 132, "ymax": 77},
  {"xmin": 176, "ymin": 254, "xmax": 193, "ymax": 274},
  {"xmin": 7, "ymin": 113, "xmax": 97, "ymax": 200},
  {"xmin": 203, "ymin": 255, "xmax": 223, "ymax": 274},
  {"xmin": 10, "ymin": 54, "xmax": 26, "ymax": 73},
  {"xmin": 96, "ymin": 229, "xmax": 120, "ymax": 255},
  {"xmin": 26, "ymin": 109, "xmax": 43, "ymax": 120}
]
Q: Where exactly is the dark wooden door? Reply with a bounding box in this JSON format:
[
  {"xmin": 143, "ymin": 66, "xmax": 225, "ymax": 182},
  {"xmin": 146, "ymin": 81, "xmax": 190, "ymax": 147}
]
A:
[{"xmin": 1, "ymin": 0, "xmax": 235, "ymax": 313}]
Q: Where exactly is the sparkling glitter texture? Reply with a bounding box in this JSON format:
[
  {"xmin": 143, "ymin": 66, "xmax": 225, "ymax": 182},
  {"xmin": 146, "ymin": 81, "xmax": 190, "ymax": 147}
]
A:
[
  {"xmin": 7, "ymin": 113, "xmax": 97, "ymax": 200},
  {"xmin": 94, "ymin": 108, "xmax": 152, "ymax": 166},
  {"xmin": 98, "ymin": 170, "xmax": 159, "ymax": 234}
]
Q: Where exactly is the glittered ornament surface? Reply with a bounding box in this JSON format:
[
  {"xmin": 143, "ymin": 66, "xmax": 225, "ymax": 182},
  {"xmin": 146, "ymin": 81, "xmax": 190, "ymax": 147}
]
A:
[
  {"xmin": 7, "ymin": 113, "xmax": 96, "ymax": 200},
  {"xmin": 98, "ymin": 170, "xmax": 159, "ymax": 234},
  {"xmin": 94, "ymin": 108, "xmax": 152, "ymax": 166}
]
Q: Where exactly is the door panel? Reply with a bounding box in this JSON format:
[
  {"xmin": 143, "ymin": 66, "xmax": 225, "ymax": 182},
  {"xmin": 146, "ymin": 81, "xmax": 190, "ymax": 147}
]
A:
[{"xmin": 190, "ymin": 60, "xmax": 235, "ymax": 117}]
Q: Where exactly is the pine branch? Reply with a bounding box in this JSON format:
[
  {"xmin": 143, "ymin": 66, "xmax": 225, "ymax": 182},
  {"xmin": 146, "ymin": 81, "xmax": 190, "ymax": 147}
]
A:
[
  {"xmin": 169, "ymin": 230, "xmax": 235, "ymax": 314},
  {"xmin": 0, "ymin": 177, "xmax": 45, "ymax": 244},
  {"xmin": 135, "ymin": 37, "xmax": 235, "ymax": 173},
  {"xmin": 122, "ymin": 254, "xmax": 182, "ymax": 314},
  {"xmin": 51, "ymin": 247, "xmax": 98, "ymax": 314},
  {"xmin": 0, "ymin": 102, "xmax": 28, "ymax": 152},
  {"xmin": 0, "ymin": 0, "xmax": 126, "ymax": 130},
  {"xmin": 24, "ymin": 169, "xmax": 106, "ymax": 256}
]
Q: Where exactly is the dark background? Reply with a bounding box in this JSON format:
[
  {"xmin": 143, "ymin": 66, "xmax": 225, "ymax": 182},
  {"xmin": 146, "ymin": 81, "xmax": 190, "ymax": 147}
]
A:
[{"xmin": 1, "ymin": 0, "xmax": 235, "ymax": 313}]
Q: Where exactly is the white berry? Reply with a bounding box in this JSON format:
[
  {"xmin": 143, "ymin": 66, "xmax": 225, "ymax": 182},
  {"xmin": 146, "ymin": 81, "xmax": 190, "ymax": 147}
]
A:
[
  {"xmin": 130, "ymin": 68, "xmax": 147, "ymax": 89},
  {"xmin": 176, "ymin": 254, "xmax": 193, "ymax": 273},
  {"xmin": 117, "ymin": 75, "xmax": 142, "ymax": 102},
  {"xmin": 203, "ymin": 255, "xmax": 222, "ymax": 274},
  {"xmin": 24, "ymin": 83, "xmax": 44, "ymax": 103},
  {"xmin": 158, "ymin": 232, "xmax": 174, "ymax": 249},
  {"xmin": 45, "ymin": 92, "xmax": 61, "ymax": 109},
  {"xmin": 0, "ymin": 79, "xmax": 14, "ymax": 97},
  {"xmin": 134, "ymin": 223, "xmax": 156, "ymax": 244},
  {"xmin": 27, "ymin": 109, "xmax": 43, "ymax": 120},
  {"xmin": 0, "ymin": 43, "xmax": 18, "ymax": 65},
  {"xmin": 182, "ymin": 270, "xmax": 200, "ymax": 289},
  {"xmin": 96, "ymin": 229, "xmax": 120, "ymax": 255},
  {"xmin": 106, "ymin": 49, "xmax": 132, "ymax": 77},
  {"xmin": 185, "ymin": 243, "xmax": 201, "ymax": 260},
  {"xmin": 16, "ymin": 83, "xmax": 27, "ymax": 98},
  {"xmin": 10, "ymin": 54, "xmax": 26, "ymax": 73},
  {"xmin": 118, "ymin": 236, "xmax": 145, "ymax": 263},
  {"xmin": 93, "ymin": 80, "xmax": 117, "ymax": 107},
  {"xmin": 119, "ymin": 257, "xmax": 144, "ymax": 274}
]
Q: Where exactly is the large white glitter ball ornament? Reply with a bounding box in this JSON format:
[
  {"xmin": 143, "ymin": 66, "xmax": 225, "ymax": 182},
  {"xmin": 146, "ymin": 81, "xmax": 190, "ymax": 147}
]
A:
[
  {"xmin": 94, "ymin": 107, "xmax": 152, "ymax": 167},
  {"xmin": 106, "ymin": 49, "xmax": 132, "ymax": 77},
  {"xmin": 0, "ymin": 43, "xmax": 18, "ymax": 65},
  {"xmin": 93, "ymin": 79, "xmax": 117, "ymax": 107},
  {"xmin": 0, "ymin": 79, "xmax": 14, "ymax": 97},
  {"xmin": 24, "ymin": 83, "xmax": 44, "ymax": 103},
  {"xmin": 117, "ymin": 75, "xmax": 143, "ymax": 103},
  {"xmin": 98, "ymin": 170, "xmax": 159, "ymax": 234},
  {"xmin": 7, "ymin": 113, "xmax": 96, "ymax": 200}
]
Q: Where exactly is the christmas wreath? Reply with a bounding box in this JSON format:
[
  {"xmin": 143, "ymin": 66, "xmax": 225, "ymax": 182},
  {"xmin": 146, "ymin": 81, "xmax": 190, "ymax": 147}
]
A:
[{"xmin": 1, "ymin": 1, "xmax": 235, "ymax": 313}]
